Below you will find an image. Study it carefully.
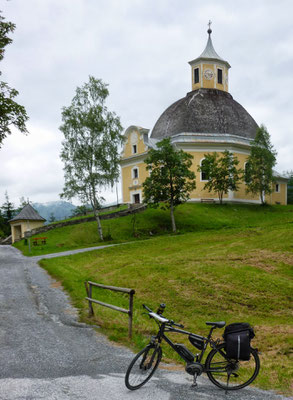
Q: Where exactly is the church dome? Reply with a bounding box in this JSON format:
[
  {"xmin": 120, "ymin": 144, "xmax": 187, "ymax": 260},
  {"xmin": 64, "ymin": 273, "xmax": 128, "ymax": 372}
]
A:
[{"xmin": 150, "ymin": 88, "xmax": 258, "ymax": 140}]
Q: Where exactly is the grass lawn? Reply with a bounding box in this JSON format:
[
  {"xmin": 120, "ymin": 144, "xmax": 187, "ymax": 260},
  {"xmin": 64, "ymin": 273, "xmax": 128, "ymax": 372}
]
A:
[
  {"xmin": 14, "ymin": 203, "xmax": 293, "ymax": 257},
  {"xmin": 36, "ymin": 203, "xmax": 293, "ymax": 395}
]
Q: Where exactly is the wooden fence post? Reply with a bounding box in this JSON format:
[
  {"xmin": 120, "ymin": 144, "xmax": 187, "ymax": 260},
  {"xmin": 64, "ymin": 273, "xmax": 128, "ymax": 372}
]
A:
[
  {"xmin": 84, "ymin": 281, "xmax": 94, "ymax": 317},
  {"xmin": 84, "ymin": 281, "xmax": 135, "ymax": 338},
  {"xmin": 128, "ymin": 290, "xmax": 135, "ymax": 339}
]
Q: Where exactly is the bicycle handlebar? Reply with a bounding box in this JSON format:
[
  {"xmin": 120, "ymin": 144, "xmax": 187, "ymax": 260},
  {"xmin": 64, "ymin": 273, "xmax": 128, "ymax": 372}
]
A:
[
  {"xmin": 142, "ymin": 304, "xmax": 184, "ymax": 328},
  {"xmin": 142, "ymin": 304, "xmax": 152, "ymax": 312},
  {"xmin": 170, "ymin": 320, "xmax": 185, "ymax": 329}
]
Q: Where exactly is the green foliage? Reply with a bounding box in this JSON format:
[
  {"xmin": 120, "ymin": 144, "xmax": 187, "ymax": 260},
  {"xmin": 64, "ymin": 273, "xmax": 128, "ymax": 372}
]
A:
[
  {"xmin": 40, "ymin": 212, "xmax": 293, "ymax": 395},
  {"xmin": 70, "ymin": 205, "xmax": 92, "ymax": 217},
  {"xmin": 59, "ymin": 76, "xmax": 124, "ymax": 240},
  {"xmin": 143, "ymin": 138, "xmax": 196, "ymax": 232},
  {"xmin": 285, "ymin": 171, "xmax": 293, "ymax": 204},
  {"xmin": 48, "ymin": 212, "xmax": 56, "ymax": 223},
  {"xmin": 0, "ymin": 12, "xmax": 28, "ymax": 147},
  {"xmin": 14, "ymin": 202, "xmax": 293, "ymax": 257},
  {"xmin": 198, "ymin": 151, "xmax": 243, "ymax": 204},
  {"xmin": 0, "ymin": 191, "xmax": 15, "ymax": 236},
  {"xmin": 245, "ymin": 125, "xmax": 277, "ymax": 204}
]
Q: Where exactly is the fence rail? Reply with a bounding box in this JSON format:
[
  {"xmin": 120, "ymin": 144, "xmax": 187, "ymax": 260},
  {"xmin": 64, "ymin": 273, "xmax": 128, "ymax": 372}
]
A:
[{"xmin": 84, "ymin": 281, "xmax": 135, "ymax": 338}]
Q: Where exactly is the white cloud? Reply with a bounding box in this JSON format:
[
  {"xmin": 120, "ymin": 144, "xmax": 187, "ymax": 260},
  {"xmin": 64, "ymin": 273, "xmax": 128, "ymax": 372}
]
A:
[{"xmin": 1, "ymin": 0, "xmax": 293, "ymax": 205}]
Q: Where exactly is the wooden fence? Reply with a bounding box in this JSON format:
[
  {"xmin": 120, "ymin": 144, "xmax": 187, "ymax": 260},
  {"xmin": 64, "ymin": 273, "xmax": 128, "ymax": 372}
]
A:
[{"xmin": 84, "ymin": 281, "xmax": 135, "ymax": 338}]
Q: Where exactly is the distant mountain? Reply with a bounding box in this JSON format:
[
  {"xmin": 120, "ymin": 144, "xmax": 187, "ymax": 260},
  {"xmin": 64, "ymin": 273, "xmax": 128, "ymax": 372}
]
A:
[{"xmin": 32, "ymin": 201, "xmax": 77, "ymax": 223}]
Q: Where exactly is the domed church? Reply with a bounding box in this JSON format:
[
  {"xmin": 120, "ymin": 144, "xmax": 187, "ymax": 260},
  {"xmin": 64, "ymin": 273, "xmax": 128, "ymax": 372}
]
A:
[{"xmin": 120, "ymin": 25, "xmax": 288, "ymax": 205}]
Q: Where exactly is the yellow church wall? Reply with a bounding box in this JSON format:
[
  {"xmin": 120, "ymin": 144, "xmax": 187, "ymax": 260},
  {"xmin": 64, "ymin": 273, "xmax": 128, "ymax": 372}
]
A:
[
  {"xmin": 122, "ymin": 130, "xmax": 147, "ymax": 159},
  {"xmin": 121, "ymin": 162, "xmax": 149, "ymax": 203},
  {"xmin": 202, "ymin": 63, "xmax": 215, "ymax": 89},
  {"xmin": 191, "ymin": 64, "xmax": 202, "ymax": 91},
  {"xmin": 121, "ymin": 148, "xmax": 288, "ymax": 205},
  {"xmin": 187, "ymin": 151, "xmax": 228, "ymax": 200},
  {"xmin": 266, "ymin": 182, "xmax": 287, "ymax": 205},
  {"xmin": 191, "ymin": 63, "xmax": 229, "ymax": 92}
]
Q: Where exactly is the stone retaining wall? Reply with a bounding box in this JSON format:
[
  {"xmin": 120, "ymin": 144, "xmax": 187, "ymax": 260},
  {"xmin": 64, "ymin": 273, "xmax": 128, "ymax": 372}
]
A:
[{"xmin": 24, "ymin": 204, "xmax": 146, "ymax": 238}]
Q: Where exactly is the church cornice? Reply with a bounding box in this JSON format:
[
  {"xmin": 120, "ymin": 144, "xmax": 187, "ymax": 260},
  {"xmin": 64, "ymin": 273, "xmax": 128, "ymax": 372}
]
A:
[{"xmin": 120, "ymin": 152, "xmax": 148, "ymax": 166}]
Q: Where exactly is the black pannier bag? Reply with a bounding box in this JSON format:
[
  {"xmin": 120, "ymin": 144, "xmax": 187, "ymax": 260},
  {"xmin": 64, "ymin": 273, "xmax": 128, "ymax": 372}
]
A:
[{"xmin": 223, "ymin": 323, "xmax": 255, "ymax": 361}]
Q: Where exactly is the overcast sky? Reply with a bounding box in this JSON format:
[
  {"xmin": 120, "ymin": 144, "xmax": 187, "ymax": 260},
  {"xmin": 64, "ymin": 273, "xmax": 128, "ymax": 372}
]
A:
[{"xmin": 1, "ymin": 0, "xmax": 292, "ymax": 206}]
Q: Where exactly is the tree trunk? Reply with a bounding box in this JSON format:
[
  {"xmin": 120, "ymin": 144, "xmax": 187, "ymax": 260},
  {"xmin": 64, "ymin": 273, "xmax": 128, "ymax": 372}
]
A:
[
  {"xmin": 94, "ymin": 207, "xmax": 104, "ymax": 240},
  {"xmin": 170, "ymin": 200, "xmax": 176, "ymax": 233},
  {"xmin": 260, "ymin": 191, "xmax": 265, "ymax": 205},
  {"xmin": 91, "ymin": 193, "xmax": 103, "ymax": 241}
]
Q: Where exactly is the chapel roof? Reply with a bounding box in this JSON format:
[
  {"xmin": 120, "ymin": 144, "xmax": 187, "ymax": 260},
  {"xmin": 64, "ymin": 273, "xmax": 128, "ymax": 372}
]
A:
[
  {"xmin": 9, "ymin": 204, "xmax": 46, "ymax": 222},
  {"xmin": 150, "ymin": 88, "xmax": 258, "ymax": 140}
]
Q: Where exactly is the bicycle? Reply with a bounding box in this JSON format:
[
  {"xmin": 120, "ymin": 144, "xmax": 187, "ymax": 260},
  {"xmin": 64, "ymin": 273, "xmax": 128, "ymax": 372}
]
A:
[{"xmin": 125, "ymin": 303, "xmax": 260, "ymax": 392}]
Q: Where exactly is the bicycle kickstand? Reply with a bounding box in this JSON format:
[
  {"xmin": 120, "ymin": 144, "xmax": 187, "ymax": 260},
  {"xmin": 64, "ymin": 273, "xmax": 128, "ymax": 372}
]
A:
[{"xmin": 191, "ymin": 373, "xmax": 198, "ymax": 388}]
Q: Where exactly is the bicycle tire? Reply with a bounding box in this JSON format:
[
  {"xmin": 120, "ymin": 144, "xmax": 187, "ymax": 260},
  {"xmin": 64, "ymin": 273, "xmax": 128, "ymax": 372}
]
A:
[
  {"xmin": 205, "ymin": 343, "xmax": 260, "ymax": 391},
  {"xmin": 125, "ymin": 344, "xmax": 162, "ymax": 390}
]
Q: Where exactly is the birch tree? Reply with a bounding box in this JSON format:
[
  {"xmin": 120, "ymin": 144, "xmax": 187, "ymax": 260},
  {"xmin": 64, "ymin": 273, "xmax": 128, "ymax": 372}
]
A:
[{"xmin": 60, "ymin": 76, "xmax": 123, "ymax": 240}]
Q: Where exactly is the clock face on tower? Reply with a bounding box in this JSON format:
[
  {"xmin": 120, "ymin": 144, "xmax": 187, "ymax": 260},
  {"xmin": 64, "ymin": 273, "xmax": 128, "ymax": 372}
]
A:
[{"xmin": 204, "ymin": 69, "xmax": 214, "ymax": 80}]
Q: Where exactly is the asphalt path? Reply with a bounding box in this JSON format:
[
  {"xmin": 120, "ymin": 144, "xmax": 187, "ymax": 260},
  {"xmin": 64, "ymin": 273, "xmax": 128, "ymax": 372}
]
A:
[{"xmin": 0, "ymin": 245, "xmax": 291, "ymax": 399}]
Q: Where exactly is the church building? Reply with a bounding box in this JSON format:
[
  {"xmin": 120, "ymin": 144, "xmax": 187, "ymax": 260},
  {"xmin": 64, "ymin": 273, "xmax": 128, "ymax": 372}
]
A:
[{"xmin": 120, "ymin": 26, "xmax": 288, "ymax": 205}]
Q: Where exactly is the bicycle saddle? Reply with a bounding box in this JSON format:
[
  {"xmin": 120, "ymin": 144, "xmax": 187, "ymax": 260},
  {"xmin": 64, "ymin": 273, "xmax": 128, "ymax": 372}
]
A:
[{"xmin": 206, "ymin": 321, "xmax": 226, "ymax": 328}]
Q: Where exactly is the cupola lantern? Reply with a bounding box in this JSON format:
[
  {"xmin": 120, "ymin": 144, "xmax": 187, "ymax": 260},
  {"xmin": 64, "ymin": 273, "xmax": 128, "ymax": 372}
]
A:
[{"xmin": 188, "ymin": 21, "xmax": 231, "ymax": 92}]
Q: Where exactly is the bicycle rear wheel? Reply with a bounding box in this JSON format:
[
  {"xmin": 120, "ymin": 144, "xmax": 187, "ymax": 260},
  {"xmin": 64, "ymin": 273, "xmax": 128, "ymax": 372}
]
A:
[
  {"xmin": 125, "ymin": 344, "xmax": 162, "ymax": 390},
  {"xmin": 206, "ymin": 343, "xmax": 260, "ymax": 391}
]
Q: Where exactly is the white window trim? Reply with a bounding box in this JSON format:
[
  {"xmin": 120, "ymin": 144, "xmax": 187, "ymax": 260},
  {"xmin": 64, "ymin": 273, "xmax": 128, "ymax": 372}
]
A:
[
  {"xmin": 217, "ymin": 67, "xmax": 223, "ymax": 85},
  {"xmin": 131, "ymin": 166, "xmax": 139, "ymax": 179},
  {"xmin": 200, "ymin": 157, "xmax": 208, "ymax": 182}
]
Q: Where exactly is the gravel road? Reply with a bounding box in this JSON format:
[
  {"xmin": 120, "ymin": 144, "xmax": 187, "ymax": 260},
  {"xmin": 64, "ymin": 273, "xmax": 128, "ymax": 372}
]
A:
[{"xmin": 0, "ymin": 245, "xmax": 291, "ymax": 400}]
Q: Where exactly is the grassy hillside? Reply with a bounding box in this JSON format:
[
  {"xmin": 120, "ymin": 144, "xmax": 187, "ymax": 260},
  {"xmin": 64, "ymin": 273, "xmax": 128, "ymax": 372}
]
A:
[
  {"xmin": 32, "ymin": 203, "xmax": 293, "ymax": 395},
  {"xmin": 15, "ymin": 203, "xmax": 293, "ymax": 257}
]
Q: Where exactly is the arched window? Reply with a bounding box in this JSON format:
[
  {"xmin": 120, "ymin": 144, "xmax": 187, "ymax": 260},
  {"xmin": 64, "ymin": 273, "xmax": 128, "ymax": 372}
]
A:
[
  {"xmin": 200, "ymin": 158, "xmax": 209, "ymax": 181},
  {"xmin": 244, "ymin": 162, "xmax": 251, "ymax": 184},
  {"xmin": 132, "ymin": 167, "xmax": 139, "ymax": 179}
]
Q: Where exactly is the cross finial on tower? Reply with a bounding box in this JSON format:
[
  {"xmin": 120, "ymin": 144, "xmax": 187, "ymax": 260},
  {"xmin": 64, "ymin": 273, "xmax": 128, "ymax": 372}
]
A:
[{"xmin": 207, "ymin": 20, "xmax": 212, "ymax": 35}]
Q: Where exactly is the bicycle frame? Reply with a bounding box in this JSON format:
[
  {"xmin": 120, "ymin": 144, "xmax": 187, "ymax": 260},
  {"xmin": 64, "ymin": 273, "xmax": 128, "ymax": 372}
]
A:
[
  {"xmin": 151, "ymin": 321, "xmax": 226, "ymax": 370},
  {"xmin": 125, "ymin": 305, "xmax": 260, "ymax": 392}
]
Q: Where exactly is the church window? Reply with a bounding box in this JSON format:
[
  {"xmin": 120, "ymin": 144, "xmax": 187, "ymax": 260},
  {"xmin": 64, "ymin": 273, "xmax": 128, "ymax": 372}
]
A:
[
  {"xmin": 132, "ymin": 167, "xmax": 139, "ymax": 179},
  {"xmin": 132, "ymin": 144, "xmax": 137, "ymax": 154},
  {"xmin": 217, "ymin": 69, "xmax": 223, "ymax": 84},
  {"xmin": 194, "ymin": 68, "xmax": 199, "ymax": 84},
  {"xmin": 244, "ymin": 162, "xmax": 251, "ymax": 184},
  {"xmin": 200, "ymin": 158, "xmax": 209, "ymax": 181},
  {"xmin": 275, "ymin": 183, "xmax": 280, "ymax": 193}
]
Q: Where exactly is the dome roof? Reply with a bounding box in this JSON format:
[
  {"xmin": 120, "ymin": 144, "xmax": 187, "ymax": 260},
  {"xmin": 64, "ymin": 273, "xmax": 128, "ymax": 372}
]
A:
[{"xmin": 151, "ymin": 89, "xmax": 258, "ymax": 140}]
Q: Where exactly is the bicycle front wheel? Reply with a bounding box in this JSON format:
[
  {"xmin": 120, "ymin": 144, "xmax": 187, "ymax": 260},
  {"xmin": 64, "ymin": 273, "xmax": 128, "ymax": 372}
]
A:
[
  {"xmin": 125, "ymin": 344, "xmax": 162, "ymax": 390},
  {"xmin": 206, "ymin": 343, "xmax": 260, "ymax": 391}
]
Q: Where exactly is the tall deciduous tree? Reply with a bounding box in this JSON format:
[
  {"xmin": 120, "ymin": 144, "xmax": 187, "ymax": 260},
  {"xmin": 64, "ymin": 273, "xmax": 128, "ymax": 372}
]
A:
[
  {"xmin": 0, "ymin": 11, "xmax": 28, "ymax": 147},
  {"xmin": 143, "ymin": 138, "xmax": 196, "ymax": 233},
  {"xmin": 60, "ymin": 76, "xmax": 124, "ymax": 240},
  {"xmin": 245, "ymin": 125, "xmax": 277, "ymax": 205},
  {"xmin": 198, "ymin": 151, "xmax": 243, "ymax": 204}
]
